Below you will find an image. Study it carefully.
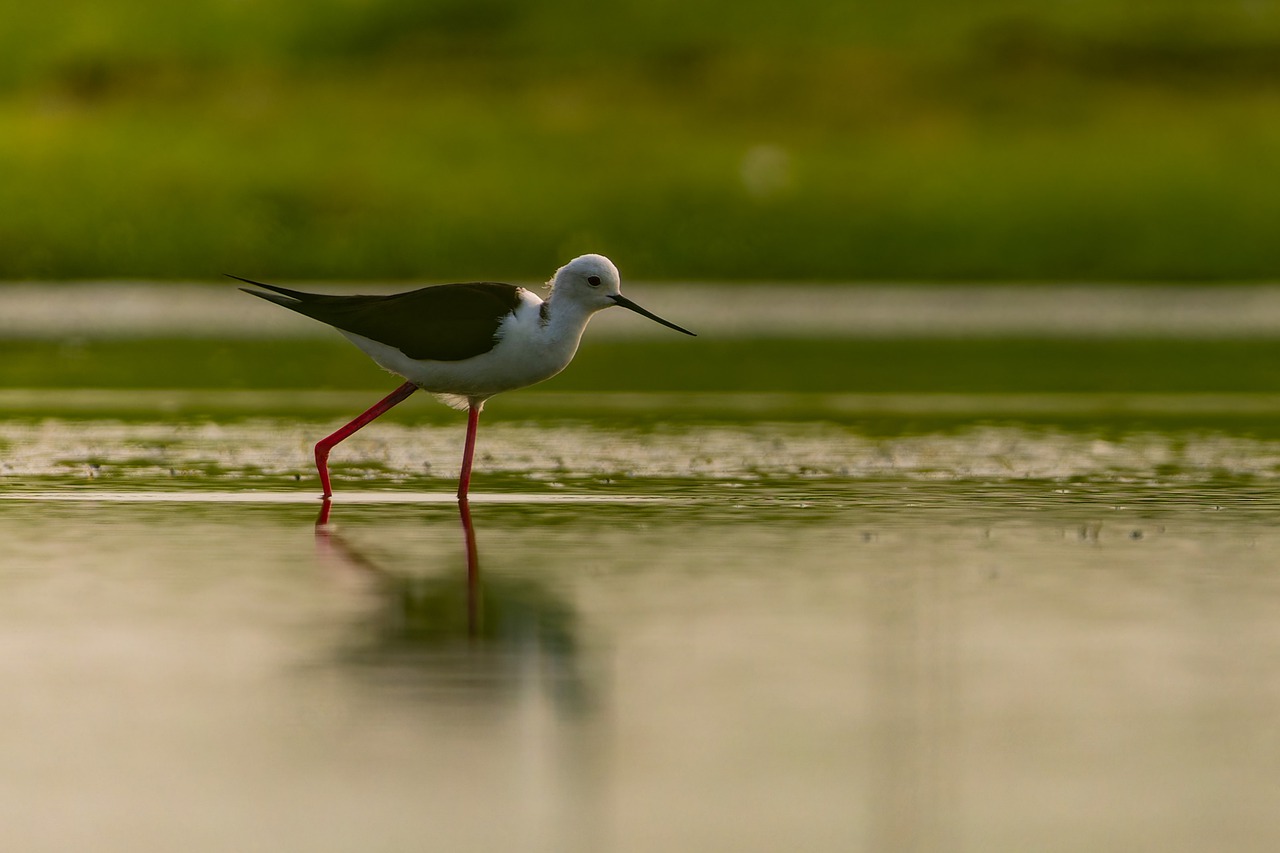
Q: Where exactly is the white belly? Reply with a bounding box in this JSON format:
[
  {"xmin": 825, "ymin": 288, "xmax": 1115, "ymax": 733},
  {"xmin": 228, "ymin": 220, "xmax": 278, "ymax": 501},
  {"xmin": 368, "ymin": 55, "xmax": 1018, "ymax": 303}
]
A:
[{"xmin": 339, "ymin": 322, "xmax": 579, "ymax": 403}]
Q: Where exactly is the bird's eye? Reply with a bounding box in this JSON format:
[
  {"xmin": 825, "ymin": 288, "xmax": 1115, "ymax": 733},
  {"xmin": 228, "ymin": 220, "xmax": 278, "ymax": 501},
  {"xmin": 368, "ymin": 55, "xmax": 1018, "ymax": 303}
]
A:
[{"xmin": 587, "ymin": 275, "xmax": 601, "ymax": 287}]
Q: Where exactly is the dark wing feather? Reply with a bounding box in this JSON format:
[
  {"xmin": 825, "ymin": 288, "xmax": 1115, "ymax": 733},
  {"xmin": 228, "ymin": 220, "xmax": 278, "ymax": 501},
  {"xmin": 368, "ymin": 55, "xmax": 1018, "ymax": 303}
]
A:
[{"xmin": 233, "ymin": 276, "xmax": 523, "ymax": 362}]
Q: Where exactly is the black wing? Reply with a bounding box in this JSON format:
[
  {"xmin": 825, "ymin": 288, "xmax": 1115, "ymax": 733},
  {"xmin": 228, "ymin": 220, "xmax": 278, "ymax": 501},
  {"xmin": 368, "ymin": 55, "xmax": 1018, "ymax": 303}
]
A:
[{"xmin": 232, "ymin": 276, "xmax": 524, "ymax": 362}]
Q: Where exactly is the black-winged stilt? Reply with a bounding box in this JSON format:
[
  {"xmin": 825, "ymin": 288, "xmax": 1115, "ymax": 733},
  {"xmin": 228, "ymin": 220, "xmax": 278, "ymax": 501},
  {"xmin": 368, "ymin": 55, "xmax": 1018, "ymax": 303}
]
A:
[{"xmin": 233, "ymin": 254, "xmax": 695, "ymax": 500}]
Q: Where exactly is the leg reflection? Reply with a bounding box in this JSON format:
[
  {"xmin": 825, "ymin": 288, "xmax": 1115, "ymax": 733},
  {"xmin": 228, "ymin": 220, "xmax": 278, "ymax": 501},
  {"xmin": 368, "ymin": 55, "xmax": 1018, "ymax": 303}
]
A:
[
  {"xmin": 312, "ymin": 498, "xmax": 587, "ymax": 714},
  {"xmin": 458, "ymin": 496, "xmax": 481, "ymax": 639},
  {"xmin": 316, "ymin": 497, "xmax": 333, "ymax": 529},
  {"xmin": 311, "ymin": 496, "xmax": 604, "ymax": 850},
  {"xmin": 318, "ymin": 498, "xmax": 483, "ymax": 640}
]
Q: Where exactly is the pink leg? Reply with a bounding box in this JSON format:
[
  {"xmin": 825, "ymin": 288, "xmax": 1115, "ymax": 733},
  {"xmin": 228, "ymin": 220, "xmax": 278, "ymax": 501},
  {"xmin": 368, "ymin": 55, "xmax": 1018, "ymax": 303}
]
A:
[
  {"xmin": 458, "ymin": 497, "xmax": 481, "ymax": 636},
  {"xmin": 315, "ymin": 381, "xmax": 417, "ymax": 497},
  {"xmin": 456, "ymin": 404, "xmax": 481, "ymax": 499}
]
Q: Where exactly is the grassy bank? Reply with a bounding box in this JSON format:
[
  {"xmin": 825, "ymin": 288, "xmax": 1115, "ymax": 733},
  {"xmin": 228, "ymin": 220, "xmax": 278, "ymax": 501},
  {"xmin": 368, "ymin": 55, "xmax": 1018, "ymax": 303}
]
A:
[
  {"xmin": 3, "ymin": 337, "xmax": 1278, "ymax": 394},
  {"xmin": 5, "ymin": 2, "xmax": 1280, "ymax": 280}
]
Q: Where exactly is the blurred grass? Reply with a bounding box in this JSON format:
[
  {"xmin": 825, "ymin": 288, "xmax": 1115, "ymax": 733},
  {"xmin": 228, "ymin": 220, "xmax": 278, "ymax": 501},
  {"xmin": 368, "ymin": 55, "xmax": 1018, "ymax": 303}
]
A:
[
  {"xmin": 6, "ymin": 337, "xmax": 1280, "ymax": 437},
  {"xmin": 4, "ymin": 337, "xmax": 1279, "ymax": 393},
  {"xmin": 5, "ymin": 1, "xmax": 1280, "ymax": 280}
]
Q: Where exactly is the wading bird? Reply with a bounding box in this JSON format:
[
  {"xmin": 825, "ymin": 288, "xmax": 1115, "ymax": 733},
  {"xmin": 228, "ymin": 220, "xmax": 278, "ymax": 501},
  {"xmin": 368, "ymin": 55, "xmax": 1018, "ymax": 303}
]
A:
[{"xmin": 234, "ymin": 254, "xmax": 695, "ymax": 499}]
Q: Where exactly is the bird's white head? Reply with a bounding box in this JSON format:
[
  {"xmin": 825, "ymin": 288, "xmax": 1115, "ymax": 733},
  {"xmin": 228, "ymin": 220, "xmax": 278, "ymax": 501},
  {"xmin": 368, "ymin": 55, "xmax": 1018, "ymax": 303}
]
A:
[
  {"xmin": 549, "ymin": 254, "xmax": 624, "ymax": 311},
  {"xmin": 548, "ymin": 254, "xmax": 696, "ymax": 336}
]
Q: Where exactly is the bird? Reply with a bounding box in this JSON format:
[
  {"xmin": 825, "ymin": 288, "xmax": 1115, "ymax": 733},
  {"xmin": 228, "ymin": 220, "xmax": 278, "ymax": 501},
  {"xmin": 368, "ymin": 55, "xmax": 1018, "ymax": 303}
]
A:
[{"xmin": 232, "ymin": 254, "xmax": 695, "ymax": 500}]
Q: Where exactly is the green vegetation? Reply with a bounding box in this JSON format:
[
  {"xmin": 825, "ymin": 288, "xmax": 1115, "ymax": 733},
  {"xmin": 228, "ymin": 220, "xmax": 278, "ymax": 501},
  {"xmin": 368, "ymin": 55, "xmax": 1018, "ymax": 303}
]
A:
[
  {"xmin": 5, "ymin": 1, "xmax": 1280, "ymax": 280},
  {"xmin": 3, "ymin": 337, "xmax": 1279, "ymax": 394},
  {"xmin": 6, "ymin": 337, "xmax": 1280, "ymax": 437}
]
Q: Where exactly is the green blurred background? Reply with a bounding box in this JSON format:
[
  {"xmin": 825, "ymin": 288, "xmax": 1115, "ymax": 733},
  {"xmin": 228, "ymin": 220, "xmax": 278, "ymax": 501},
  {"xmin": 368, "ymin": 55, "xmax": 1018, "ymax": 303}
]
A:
[{"xmin": 6, "ymin": 0, "xmax": 1280, "ymax": 282}]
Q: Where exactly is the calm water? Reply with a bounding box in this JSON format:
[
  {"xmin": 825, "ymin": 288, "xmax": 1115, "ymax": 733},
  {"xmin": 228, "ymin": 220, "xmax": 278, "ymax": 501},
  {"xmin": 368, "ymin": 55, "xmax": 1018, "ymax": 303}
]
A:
[{"xmin": 2, "ymin": 416, "xmax": 1280, "ymax": 851}]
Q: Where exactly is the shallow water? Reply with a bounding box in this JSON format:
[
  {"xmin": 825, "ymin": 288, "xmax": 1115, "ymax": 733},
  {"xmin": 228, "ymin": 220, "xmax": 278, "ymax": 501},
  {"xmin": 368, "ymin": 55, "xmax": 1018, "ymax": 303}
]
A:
[
  {"xmin": 3, "ymin": 415, "xmax": 1280, "ymax": 851},
  {"xmin": 8, "ymin": 411, "xmax": 1280, "ymax": 484}
]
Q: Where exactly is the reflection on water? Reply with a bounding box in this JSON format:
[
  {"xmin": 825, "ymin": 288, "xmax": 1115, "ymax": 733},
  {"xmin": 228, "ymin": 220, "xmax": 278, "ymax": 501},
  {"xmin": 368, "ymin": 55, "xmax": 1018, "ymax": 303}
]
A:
[
  {"xmin": 1, "ymin": 444, "xmax": 1280, "ymax": 849},
  {"xmin": 315, "ymin": 499, "xmax": 590, "ymax": 716}
]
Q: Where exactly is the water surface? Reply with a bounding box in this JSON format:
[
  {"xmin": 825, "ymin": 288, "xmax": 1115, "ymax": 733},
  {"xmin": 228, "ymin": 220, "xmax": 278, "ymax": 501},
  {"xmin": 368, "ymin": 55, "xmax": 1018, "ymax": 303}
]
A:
[{"xmin": 2, "ymin": 414, "xmax": 1279, "ymax": 852}]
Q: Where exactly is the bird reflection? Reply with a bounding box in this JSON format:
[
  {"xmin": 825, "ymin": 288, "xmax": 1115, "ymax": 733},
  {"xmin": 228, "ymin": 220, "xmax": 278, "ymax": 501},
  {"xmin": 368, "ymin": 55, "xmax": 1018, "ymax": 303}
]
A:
[{"xmin": 313, "ymin": 497, "xmax": 589, "ymax": 714}]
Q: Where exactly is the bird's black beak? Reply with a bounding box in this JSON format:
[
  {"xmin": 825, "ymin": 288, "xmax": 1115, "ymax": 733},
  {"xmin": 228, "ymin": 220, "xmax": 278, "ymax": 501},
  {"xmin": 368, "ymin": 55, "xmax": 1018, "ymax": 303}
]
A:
[{"xmin": 608, "ymin": 294, "xmax": 697, "ymax": 336}]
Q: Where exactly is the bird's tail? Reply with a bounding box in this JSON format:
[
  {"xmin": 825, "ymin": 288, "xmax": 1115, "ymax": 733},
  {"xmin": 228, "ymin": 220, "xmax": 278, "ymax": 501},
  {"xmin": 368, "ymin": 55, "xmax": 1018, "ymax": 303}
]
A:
[{"xmin": 226, "ymin": 273, "xmax": 314, "ymax": 306}]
